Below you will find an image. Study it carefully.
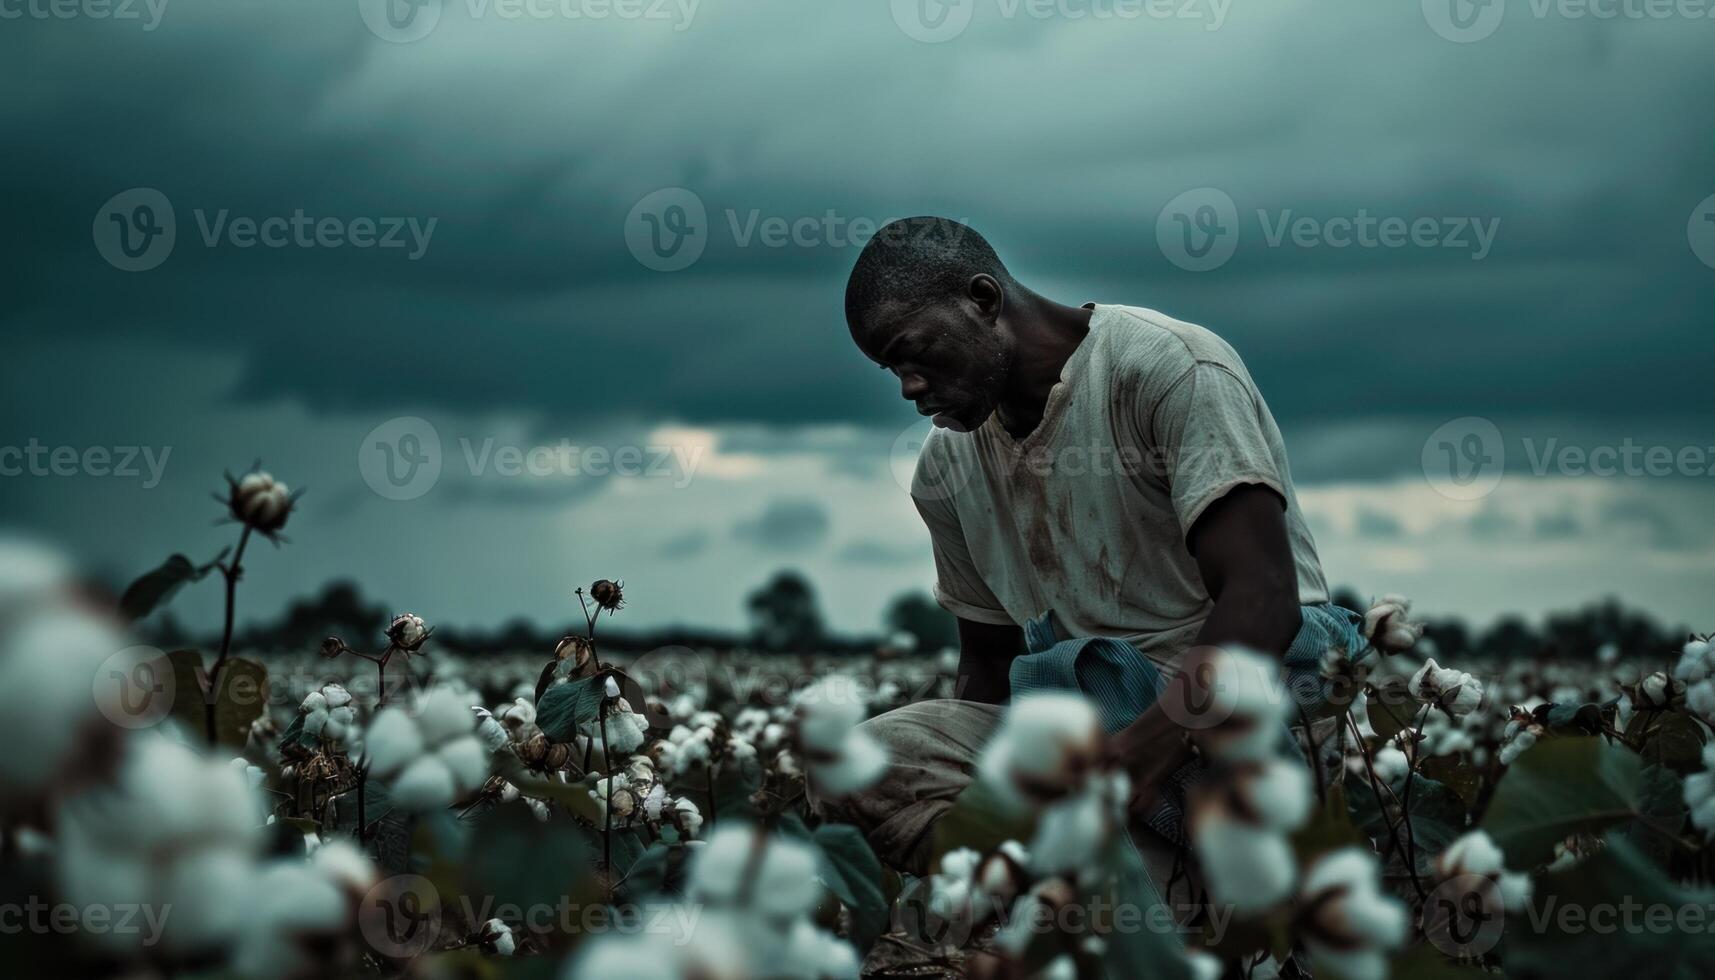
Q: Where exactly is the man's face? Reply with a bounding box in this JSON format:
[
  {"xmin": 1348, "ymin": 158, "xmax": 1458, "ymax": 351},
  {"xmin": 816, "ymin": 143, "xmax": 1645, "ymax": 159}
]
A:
[{"xmin": 853, "ymin": 295, "xmax": 1011, "ymax": 432}]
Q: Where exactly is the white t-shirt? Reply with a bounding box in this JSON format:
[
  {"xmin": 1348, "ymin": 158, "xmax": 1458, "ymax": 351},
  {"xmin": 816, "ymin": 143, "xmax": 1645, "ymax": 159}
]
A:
[{"xmin": 911, "ymin": 303, "xmax": 1329, "ymax": 669}]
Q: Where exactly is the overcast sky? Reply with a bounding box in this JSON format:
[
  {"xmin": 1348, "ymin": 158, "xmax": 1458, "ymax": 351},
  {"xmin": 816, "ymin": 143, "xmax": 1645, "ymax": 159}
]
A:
[{"xmin": 3, "ymin": 0, "xmax": 1713, "ymax": 638}]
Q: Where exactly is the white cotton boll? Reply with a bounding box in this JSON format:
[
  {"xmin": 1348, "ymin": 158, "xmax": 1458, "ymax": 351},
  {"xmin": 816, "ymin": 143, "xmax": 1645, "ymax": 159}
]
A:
[
  {"xmin": 302, "ymin": 691, "xmax": 329, "ymax": 714},
  {"xmin": 1676, "ymin": 641, "xmax": 1714, "ymax": 683},
  {"xmin": 477, "ymin": 714, "xmax": 511, "ymax": 751},
  {"xmin": 438, "ymin": 734, "xmax": 491, "ymax": 793},
  {"xmin": 364, "ymin": 707, "xmax": 423, "ymax": 778},
  {"xmin": 797, "ymin": 676, "xmax": 869, "ymax": 753},
  {"xmin": 484, "ymin": 919, "xmax": 517, "ymax": 956},
  {"xmin": 1199, "ymin": 647, "xmax": 1291, "ymax": 762},
  {"xmin": 390, "ymin": 755, "xmax": 456, "ymax": 811},
  {"xmin": 1688, "ymin": 681, "xmax": 1715, "ymax": 724},
  {"xmin": 1029, "ymin": 786, "xmax": 1109, "ymax": 877},
  {"xmin": 1498, "ymin": 872, "xmax": 1534, "ymax": 912},
  {"xmin": 527, "ymin": 798, "xmax": 550, "ymax": 822},
  {"xmin": 1436, "ymin": 830, "xmax": 1506, "ymax": 879},
  {"xmin": 303, "ymin": 706, "xmax": 331, "ymax": 738},
  {"xmin": 979, "ymin": 693, "xmax": 1102, "ymax": 810},
  {"xmin": 155, "ymin": 847, "xmax": 255, "ymax": 955},
  {"xmin": 811, "ymin": 728, "xmax": 889, "ymax": 796},
  {"xmin": 322, "ymin": 684, "xmax": 352, "ymax": 709},
  {"xmin": 688, "ymin": 826, "xmax": 823, "ymax": 919},
  {"xmin": 311, "ymin": 840, "xmax": 376, "ymax": 895},
  {"xmin": 1685, "ymin": 747, "xmax": 1715, "ymax": 837},
  {"xmin": 1299, "ymin": 848, "xmax": 1408, "ymax": 980},
  {"xmin": 1235, "ymin": 760, "xmax": 1314, "ymax": 833},
  {"xmin": 0, "ymin": 604, "xmax": 122, "ymax": 793},
  {"xmin": 604, "ymin": 675, "xmax": 622, "ymax": 699},
  {"xmin": 1498, "ymin": 728, "xmax": 1538, "ymax": 766},
  {"xmin": 231, "ymin": 861, "xmax": 351, "ymax": 980},
  {"xmin": 940, "ymin": 847, "xmax": 981, "ymax": 883},
  {"xmin": 1371, "ymin": 746, "xmax": 1409, "ymax": 785},
  {"xmin": 1191, "ymin": 812, "xmax": 1297, "ymax": 915},
  {"xmin": 1185, "ymin": 950, "xmax": 1225, "ymax": 980},
  {"xmin": 1408, "ymin": 659, "xmax": 1484, "ymax": 717},
  {"xmin": 414, "ymin": 686, "xmax": 475, "ymax": 745}
]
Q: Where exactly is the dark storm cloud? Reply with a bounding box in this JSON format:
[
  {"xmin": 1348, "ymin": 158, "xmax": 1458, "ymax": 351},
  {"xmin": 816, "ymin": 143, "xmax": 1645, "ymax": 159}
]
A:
[
  {"xmin": 731, "ymin": 498, "xmax": 830, "ymax": 552},
  {"xmin": 4, "ymin": 0, "xmax": 1713, "ymax": 468}
]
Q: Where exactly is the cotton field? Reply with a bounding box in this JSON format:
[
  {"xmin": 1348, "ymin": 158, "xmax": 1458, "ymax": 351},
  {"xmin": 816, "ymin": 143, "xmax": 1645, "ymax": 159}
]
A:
[{"xmin": 3, "ymin": 471, "xmax": 1714, "ymax": 980}]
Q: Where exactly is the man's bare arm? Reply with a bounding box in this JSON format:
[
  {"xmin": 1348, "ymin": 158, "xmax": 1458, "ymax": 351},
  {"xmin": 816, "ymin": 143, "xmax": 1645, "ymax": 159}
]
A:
[
  {"xmin": 953, "ymin": 617, "xmax": 1025, "ymax": 704},
  {"xmin": 1185, "ymin": 482, "xmax": 1303, "ymax": 654},
  {"xmin": 1107, "ymin": 483, "xmax": 1303, "ymax": 804}
]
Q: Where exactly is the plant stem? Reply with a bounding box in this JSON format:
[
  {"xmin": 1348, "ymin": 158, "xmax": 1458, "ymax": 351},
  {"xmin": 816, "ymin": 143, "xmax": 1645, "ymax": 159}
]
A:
[
  {"xmin": 206, "ymin": 524, "xmax": 253, "ymax": 746},
  {"xmin": 1299, "ymin": 706, "xmax": 1327, "ymax": 803}
]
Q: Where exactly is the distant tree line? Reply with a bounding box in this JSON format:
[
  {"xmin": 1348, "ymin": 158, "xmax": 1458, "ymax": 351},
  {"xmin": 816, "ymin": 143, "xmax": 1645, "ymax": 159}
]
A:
[{"xmin": 141, "ymin": 573, "xmax": 1692, "ymax": 662}]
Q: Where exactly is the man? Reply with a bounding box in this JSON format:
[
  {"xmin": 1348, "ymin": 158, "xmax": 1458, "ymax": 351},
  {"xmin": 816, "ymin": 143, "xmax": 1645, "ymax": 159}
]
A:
[{"xmin": 819, "ymin": 216, "xmax": 1345, "ymax": 890}]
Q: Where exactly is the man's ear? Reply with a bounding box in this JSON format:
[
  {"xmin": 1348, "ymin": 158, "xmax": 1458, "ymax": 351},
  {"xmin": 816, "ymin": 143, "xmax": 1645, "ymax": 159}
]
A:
[{"xmin": 966, "ymin": 274, "xmax": 1005, "ymax": 323}]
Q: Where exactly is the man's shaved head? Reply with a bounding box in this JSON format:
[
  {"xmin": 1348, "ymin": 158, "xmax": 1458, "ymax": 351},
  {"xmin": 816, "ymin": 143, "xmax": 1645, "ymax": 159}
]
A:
[
  {"xmin": 844, "ymin": 217, "xmax": 1017, "ymax": 331},
  {"xmin": 843, "ymin": 218, "xmax": 1023, "ymax": 432}
]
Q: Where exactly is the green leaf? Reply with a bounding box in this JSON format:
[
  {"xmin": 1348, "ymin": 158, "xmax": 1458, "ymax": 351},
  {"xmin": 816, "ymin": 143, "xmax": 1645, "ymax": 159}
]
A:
[
  {"xmin": 119, "ymin": 551, "xmax": 225, "ymax": 621},
  {"xmin": 1292, "ymin": 782, "xmax": 1369, "ymax": 865},
  {"xmin": 1630, "ymin": 709, "xmax": 1707, "ymax": 775},
  {"xmin": 536, "ymin": 676, "xmax": 605, "ymax": 743},
  {"xmin": 1617, "ymin": 763, "xmax": 1691, "ymax": 870},
  {"xmin": 1482, "ymin": 736, "xmax": 1645, "ymax": 868},
  {"xmin": 813, "ymin": 823, "xmax": 889, "ymax": 954},
  {"xmin": 463, "ymin": 804, "xmax": 596, "ymax": 919},
  {"xmin": 278, "ymin": 711, "xmax": 317, "ymax": 757},
  {"xmin": 1420, "ymin": 754, "xmax": 1483, "ymax": 809},
  {"xmin": 211, "ymin": 657, "xmax": 267, "ymax": 748},
  {"xmin": 1540, "ymin": 702, "xmax": 1605, "ymax": 736},
  {"xmin": 711, "ymin": 757, "xmax": 763, "ymax": 820},
  {"xmin": 616, "ymin": 842, "xmax": 680, "ymax": 902},
  {"xmin": 1366, "ymin": 679, "xmax": 1417, "ymax": 744},
  {"xmin": 1503, "ymin": 835, "xmax": 1715, "ymax": 980},
  {"xmin": 1348, "ymin": 772, "xmax": 1465, "ymax": 872},
  {"xmin": 927, "ymin": 778, "xmax": 1036, "ymax": 871},
  {"xmin": 1098, "ymin": 834, "xmax": 1192, "ymax": 980}
]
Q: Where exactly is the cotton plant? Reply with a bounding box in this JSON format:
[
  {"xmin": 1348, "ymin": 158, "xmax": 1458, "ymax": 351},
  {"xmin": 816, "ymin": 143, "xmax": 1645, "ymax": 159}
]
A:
[
  {"xmin": 1684, "ymin": 743, "xmax": 1715, "ymax": 838},
  {"xmin": 1675, "ymin": 639, "xmax": 1715, "ymax": 725},
  {"xmin": 582, "ymin": 675, "xmax": 651, "ymax": 756},
  {"xmin": 297, "ymin": 682, "xmax": 358, "ymax": 746},
  {"xmin": 1408, "ymin": 659, "xmax": 1486, "ymax": 718},
  {"xmin": 363, "ymin": 686, "xmax": 491, "ymax": 811}
]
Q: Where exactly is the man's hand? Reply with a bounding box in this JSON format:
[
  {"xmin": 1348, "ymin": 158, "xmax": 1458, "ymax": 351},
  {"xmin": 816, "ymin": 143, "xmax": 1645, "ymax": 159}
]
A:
[{"xmin": 953, "ymin": 617, "xmax": 1024, "ymax": 704}]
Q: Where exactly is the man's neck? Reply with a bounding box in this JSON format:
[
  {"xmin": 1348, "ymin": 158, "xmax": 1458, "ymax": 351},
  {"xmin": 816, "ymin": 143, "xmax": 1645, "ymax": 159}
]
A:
[{"xmin": 994, "ymin": 296, "xmax": 1093, "ymax": 439}]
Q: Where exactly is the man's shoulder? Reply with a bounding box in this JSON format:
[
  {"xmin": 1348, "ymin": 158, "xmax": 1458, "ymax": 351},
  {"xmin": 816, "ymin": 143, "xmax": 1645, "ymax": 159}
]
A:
[{"xmin": 1096, "ymin": 305, "xmax": 1249, "ymax": 375}]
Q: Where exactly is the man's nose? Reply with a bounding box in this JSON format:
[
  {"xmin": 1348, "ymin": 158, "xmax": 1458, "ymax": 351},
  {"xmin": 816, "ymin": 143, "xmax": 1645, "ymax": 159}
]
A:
[{"xmin": 898, "ymin": 372, "xmax": 930, "ymax": 401}]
